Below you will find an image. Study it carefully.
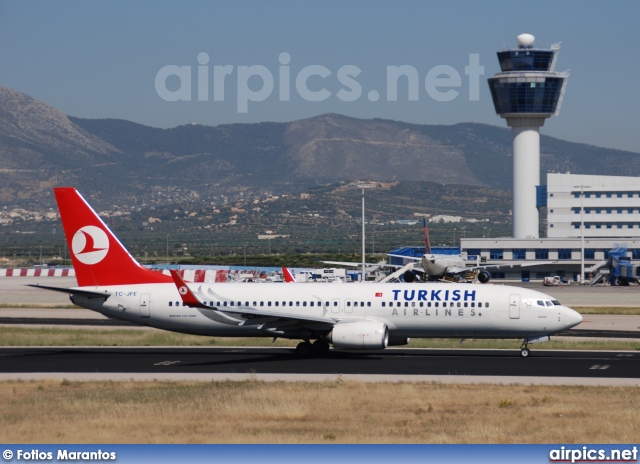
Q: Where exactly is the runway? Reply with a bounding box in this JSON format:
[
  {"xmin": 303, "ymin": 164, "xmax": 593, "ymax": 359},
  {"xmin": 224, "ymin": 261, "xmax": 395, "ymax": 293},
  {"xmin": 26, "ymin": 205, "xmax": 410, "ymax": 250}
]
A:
[{"xmin": 0, "ymin": 347, "xmax": 639, "ymax": 386}]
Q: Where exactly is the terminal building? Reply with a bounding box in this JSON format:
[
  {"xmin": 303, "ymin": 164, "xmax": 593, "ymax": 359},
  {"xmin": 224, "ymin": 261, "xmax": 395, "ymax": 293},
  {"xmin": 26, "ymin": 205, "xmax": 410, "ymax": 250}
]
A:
[{"xmin": 461, "ymin": 173, "xmax": 640, "ymax": 282}]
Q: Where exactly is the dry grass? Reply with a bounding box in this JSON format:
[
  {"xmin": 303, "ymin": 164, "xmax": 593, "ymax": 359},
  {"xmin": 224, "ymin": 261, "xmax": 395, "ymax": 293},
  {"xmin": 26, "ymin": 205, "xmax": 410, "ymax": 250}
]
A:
[
  {"xmin": 1, "ymin": 327, "xmax": 639, "ymax": 351},
  {"xmin": 0, "ymin": 380, "xmax": 638, "ymax": 443}
]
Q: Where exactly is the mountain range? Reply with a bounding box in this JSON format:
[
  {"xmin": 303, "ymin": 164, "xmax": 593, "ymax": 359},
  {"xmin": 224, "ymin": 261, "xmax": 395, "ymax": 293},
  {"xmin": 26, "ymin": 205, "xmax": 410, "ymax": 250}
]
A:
[{"xmin": 1, "ymin": 85, "xmax": 639, "ymax": 209}]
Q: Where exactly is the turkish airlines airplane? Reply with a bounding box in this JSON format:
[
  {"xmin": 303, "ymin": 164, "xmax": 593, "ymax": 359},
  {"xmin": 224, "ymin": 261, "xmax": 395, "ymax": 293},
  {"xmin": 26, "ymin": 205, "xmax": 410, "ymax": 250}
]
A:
[{"xmin": 31, "ymin": 188, "xmax": 583, "ymax": 357}]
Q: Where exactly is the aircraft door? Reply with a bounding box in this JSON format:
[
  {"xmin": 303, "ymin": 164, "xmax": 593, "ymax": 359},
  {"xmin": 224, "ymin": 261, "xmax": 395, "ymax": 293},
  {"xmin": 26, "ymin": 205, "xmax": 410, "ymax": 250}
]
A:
[
  {"xmin": 331, "ymin": 298, "xmax": 340, "ymax": 314},
  {"xmin": 509, "ymin": 294, "xmax": 520, "ymax": 319},
  {"xmin": 140, "ymin": 293, "xmax": 150, "ymax": 318},
  {"xmin": 345, "ymin": 298, "xmax": 353, "ymax": 313}
]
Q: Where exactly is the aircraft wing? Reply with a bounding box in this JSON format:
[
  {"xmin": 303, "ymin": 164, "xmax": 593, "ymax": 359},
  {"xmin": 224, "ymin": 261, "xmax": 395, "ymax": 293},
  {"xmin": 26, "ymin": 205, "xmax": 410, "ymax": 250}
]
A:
[
  {"xmin": 386, "ymin": 254, "xmax": 422, "ymax": 262},
  {"xmin": 447, "ymin": 261, "xmax": 559, "ymax": 275},
  {"xmin": 169, "ymin": 270, "xmax": 335, "ymax": 328},
  {"xmin": 318, "ymin": 259, "xmax": 397, "ymax": 269},
  {"xmin": 27, "ymin": 284, "xmax": 111, "ymax": 300}
]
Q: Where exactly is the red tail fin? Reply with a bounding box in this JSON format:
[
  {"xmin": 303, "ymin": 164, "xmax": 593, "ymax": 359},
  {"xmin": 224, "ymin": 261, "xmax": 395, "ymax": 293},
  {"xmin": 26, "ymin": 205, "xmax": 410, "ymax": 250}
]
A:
[
  {"xmin": 55, "ymin": 187, "xmax": 171, "ymax": 287},
  {"xmin": 423, "ymin": 218, "xmax": 431, "ymax": 254},
  {"xmin": 282, "ymin": 267, "xmax": 296, "ymax": 283}
]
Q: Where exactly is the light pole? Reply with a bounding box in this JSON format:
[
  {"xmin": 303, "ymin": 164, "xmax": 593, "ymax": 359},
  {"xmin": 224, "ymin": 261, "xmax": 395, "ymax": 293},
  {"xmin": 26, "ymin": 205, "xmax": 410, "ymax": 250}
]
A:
[
  {"xmin": 574, "ymin": 183, "xmax": 591, "ymax": 284},
  {"xmin": 361, "ymin": 188, "xmax": 365, "ymax": 283},
  {"xmin": 244, "ymin": 243, "xmax": 247, "ymax": 267},
  {"xmin": 483, "ymin": 227, "xmax": 486, "ymax": 238},
  {"xmin": 453, "ymin": 227, "xmax": 457, "ymax": 247}
]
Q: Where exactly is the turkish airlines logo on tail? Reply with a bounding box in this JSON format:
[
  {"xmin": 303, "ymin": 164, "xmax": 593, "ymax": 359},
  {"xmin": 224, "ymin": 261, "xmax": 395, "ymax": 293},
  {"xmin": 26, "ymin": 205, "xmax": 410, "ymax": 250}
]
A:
[{"xmin": 71, "ymin": 226, "xmax": 109, "ymax": 265}]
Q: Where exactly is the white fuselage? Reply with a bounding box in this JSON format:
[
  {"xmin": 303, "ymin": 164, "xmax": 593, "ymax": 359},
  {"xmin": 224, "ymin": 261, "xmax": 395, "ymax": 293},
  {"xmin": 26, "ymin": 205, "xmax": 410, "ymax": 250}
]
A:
[
  {"xmin": 70, "ymin": 282, "xmax": 582, "ymax": 341},
  {"xmin": 421, "ymin": 254, "xmax": 466, "ymax": 278}
]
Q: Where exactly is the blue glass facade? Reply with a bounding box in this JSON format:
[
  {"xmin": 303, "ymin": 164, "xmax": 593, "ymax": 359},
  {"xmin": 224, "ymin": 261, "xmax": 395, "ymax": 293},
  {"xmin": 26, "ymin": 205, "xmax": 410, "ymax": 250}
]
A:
[
  {"xmin": 497, "ymin": 50, "xmax": 555, "ymax": 72},
  {"xmin": 488, "ymin": 77, "xmax": 563, "ymax": 114}
]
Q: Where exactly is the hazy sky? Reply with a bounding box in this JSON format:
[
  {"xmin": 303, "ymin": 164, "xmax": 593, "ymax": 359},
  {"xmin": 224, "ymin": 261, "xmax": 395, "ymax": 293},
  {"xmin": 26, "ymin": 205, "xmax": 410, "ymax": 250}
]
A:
[{"xmin": 1, "ymin": 0, "xmax": 639, "ymax": 152}]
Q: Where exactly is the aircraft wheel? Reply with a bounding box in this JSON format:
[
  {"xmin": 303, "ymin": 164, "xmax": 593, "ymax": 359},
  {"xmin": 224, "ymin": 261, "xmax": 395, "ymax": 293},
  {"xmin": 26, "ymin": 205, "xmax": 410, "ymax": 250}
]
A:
[
  {"xmin": 520, "ymin": 347, "xmax": 531, "ymax": 358},
  {"xmin": 296, "ymin": 341, "xmax": 314, "ymax": 358},
  {"xmin": 313, "ymin": 339, "xmax": 330, "ymax": 356}
]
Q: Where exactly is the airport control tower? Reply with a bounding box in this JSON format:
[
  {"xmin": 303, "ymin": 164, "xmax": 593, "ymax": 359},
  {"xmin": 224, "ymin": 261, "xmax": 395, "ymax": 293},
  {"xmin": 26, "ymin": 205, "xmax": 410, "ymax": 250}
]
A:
[{"xmin": 488, "ymin": 33, "xmax": 569, "ymax": 238}]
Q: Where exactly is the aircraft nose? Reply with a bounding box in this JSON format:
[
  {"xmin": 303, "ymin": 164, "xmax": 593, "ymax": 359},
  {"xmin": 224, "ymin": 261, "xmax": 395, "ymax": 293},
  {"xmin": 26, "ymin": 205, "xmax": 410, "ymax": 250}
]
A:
[{"xmin": 563, "ymin": 307, "xmax": 583, "ymax": 329}]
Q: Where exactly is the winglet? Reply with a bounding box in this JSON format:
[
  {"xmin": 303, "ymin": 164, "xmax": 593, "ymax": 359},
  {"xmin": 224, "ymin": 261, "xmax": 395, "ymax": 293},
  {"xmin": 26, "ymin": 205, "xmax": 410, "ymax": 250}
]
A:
[
  {"xmin": 169, "ymin": 270, "xmax": 210, "ymax": 309},
  {"xmin": 282, "ymin": 267, "xmax": 296, "ymax": 283}
]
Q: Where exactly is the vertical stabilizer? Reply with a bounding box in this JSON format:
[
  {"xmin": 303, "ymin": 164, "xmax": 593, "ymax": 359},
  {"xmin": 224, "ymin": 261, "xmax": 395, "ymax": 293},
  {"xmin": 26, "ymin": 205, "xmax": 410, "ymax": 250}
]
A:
[
  {"xmin": 54, "ymin": 187, "xmax": 172, "ymax": 286},
  {"xmin": 423, "ymin": 218, "xmax": 432, "ymax": 254}
]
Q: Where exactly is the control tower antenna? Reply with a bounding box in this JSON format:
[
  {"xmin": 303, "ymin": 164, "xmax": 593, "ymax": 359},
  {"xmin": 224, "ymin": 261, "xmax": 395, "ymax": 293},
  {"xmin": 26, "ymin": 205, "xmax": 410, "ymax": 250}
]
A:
[{"xmin": 488, "ymin": 33, "xmax": 569, "ymax": 238}]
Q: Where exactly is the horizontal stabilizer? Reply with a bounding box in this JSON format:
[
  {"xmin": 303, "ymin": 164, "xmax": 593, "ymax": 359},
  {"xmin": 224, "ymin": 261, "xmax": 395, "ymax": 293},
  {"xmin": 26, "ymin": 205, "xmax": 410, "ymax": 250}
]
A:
[{"xmin": 27, "ymin": 284, "xmax": 111, "ymax": 300}]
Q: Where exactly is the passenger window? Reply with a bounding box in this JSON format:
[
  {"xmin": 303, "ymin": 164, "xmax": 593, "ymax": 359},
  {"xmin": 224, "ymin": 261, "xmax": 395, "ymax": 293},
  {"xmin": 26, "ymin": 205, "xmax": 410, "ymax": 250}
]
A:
[
  {"xmin": 223, "ymin": 302, "xmax": 227, "ymax": 307},
  {"xmin": 245, "ymin": 302, "xmax": 249, "ymax": 306},
  {"xmin": 428, "ymin": 302, "xmax": 431, "ymax": 307},
  {"xmin": 303, "ymin": 302, "xmax": 307, "ymax": 307},
  {"xmin": 464, "ymin": 302, "xmax": 468, "ymax": 307},
  {"xmin": 333, "ymin": 301, "xmax": 338, "ymax": 306},
  {"xmin": 310, "ymin": 302, "xmax": 314, "ymax": 307},
  {"xmin": 457, "ymin": 302, "xmax": 461, "ymax": 307},
  {"xmin": 471, "ymin": 302, "xmax": 475, "ymax": 307},
  {"xmin": 260, "ymin": 302, "xmax": 264, "ymax": 307},
  {"xmin": 486, "ymin": 303, "xmax": 490, "ymax": 308},
  {"xmin": 169, "ymin": 301, "xmax": 173, "ymax": 307},
  {"xmin": 275, "ymin": 302, "xmax": 279, "ymax": 306},
  {"xmin": 289, "ymin": 302, "xmax": 293, "ymax": 307},
  {"xmin": 268, "ymin": 302, "xmax": 272, "ymax": 307},
  {"xmin": 435, "ymin": 302, "xmax": 439, "ymax": 307},
  {"xmin": 347, "ymin": 302, "xmax": 351, "ymax": 307},
  {"xmin": 382, "ymin": 302, "xmax": 386, "ymax": 307},
  {"xmin": 367, "ymin": 302, "xmax": 371, "ymax": 307}
]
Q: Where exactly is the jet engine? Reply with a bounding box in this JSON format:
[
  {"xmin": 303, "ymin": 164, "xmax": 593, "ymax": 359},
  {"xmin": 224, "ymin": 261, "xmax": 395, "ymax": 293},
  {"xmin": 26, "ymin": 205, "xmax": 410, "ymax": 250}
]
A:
[
  {"xmin": 477, "ymin": 270, "xmax": 491, "ymax": 283},
  {"xmin": 330, "ymin": 320, "xmax": 389, "ymax": 350},
  {"xmin": 403, "ymin": 270, "xmax": 417, "ymax": 282}
]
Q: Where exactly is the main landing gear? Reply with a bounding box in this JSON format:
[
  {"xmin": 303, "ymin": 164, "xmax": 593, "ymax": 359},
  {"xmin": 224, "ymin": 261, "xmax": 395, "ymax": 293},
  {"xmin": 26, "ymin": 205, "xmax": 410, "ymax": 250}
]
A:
[{"xmin": 296, "ymin": 339, "xmax": 330, "ymax": 357}]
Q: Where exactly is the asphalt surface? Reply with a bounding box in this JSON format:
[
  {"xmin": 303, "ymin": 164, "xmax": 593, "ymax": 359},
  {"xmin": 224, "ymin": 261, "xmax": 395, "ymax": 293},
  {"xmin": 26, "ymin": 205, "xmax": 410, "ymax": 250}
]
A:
[{"xmin": 0, "ymin": 347, "xmax": 638, "ymax": 380}]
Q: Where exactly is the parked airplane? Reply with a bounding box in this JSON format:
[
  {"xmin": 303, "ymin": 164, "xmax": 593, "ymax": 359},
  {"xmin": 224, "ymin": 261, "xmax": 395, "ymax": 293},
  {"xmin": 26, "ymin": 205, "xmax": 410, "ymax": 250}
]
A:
[
  {"xmin": 391, "ymin": 219, "xmax": 549, "ymax": 283},
  {"xmin": 30, "ymin": 188, "xmax": 582, "ymax": 357}
]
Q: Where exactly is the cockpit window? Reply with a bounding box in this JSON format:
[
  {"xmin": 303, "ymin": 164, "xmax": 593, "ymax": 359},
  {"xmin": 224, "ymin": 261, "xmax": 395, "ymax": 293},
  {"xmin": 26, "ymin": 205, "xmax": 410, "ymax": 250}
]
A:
[
  {"xmin": 552, "ymin": 300, "xmax": 561, "ymax": 306},
  {"xmin": 537, "ymin": 300, "xmax": 544, "ymax": 307},
  {"xmin": 545, "ymin": 301, "xmax": 553, "ymax": 307}
]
